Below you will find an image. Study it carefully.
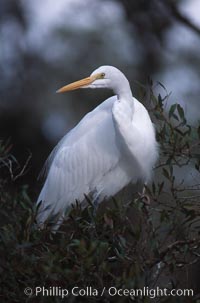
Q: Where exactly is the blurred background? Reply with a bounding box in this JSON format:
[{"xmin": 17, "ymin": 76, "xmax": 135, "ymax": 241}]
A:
[{"xmin": 1, "ymin": 0, "xmax": 200, "ymax": 198}]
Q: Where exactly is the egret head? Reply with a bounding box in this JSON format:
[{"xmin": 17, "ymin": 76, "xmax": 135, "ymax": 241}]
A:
[{"xmin": 56, "ymin": 65, "xmax": 130, "ymax": 96}]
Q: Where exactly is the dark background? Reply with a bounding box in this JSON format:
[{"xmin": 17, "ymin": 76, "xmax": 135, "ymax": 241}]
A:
[{"xmin": 1, "ymin": 0, "xmax": 200, "ymax": 198}]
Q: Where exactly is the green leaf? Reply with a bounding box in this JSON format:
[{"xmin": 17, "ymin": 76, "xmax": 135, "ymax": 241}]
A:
[
  {"xmin": 162, "ymin": 168, "xmax": 170, "ymax": 180},
  {"xmin": 198, "ymin": 125, "xmax": 200, "ymax": 139},
  {"xmin": 154, "ymin": 112, "xmax": 165, "ymax": 121},
  {"xmin": 158, "ymin": 94, "xmax": 163, "ymax": 109},
  {"xmin": 169, "ymin": 104, "xmax": 177, "ymax": 119},
  {"xmin": 177, "ymin": 104, "xmax": 185, "ymax": 120},
  {"xmin": 172, "ymin": 113, "xmax": 179, "ymax": 121},
  {"xmin": 158, "ymin": 182, "xmax": 164, "ymax": 195}
]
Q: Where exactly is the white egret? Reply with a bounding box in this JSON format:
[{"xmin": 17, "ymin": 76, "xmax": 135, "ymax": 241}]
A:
[{"xmin": 36, "ymin": 66, "xmax": 158, "ymax": 227}]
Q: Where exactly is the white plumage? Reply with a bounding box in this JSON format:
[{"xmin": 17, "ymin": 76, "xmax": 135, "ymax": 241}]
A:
[{"xmin": 37, "ymin": 66, "xmax": 158, "ymax": 227}]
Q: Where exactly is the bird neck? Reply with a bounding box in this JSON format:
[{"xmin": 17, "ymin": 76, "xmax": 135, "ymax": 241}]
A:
[{"xmin": 116, "ymin": 82, "xmax": 134, "ymax": 109}]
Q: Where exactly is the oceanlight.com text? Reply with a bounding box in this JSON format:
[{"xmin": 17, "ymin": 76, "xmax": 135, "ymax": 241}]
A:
[{"xmin": 24, "ymin": 286, "xmax": 194, "ymax": 299}]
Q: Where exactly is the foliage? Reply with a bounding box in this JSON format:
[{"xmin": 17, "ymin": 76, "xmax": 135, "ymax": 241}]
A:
[{"xmin": 0, "ymin": 90, "xmax": 200, "ymax": 303}]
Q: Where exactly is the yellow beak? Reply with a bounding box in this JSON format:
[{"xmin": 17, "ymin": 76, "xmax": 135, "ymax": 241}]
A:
[{"xmin": 56, "ymin": 74, "xmax": 99, "ymax": 93}]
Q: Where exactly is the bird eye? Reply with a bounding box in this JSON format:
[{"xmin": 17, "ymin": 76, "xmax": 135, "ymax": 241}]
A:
[{"xmin": 101, "ymin": 73, "xmax": 105, "ymax": 78}]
